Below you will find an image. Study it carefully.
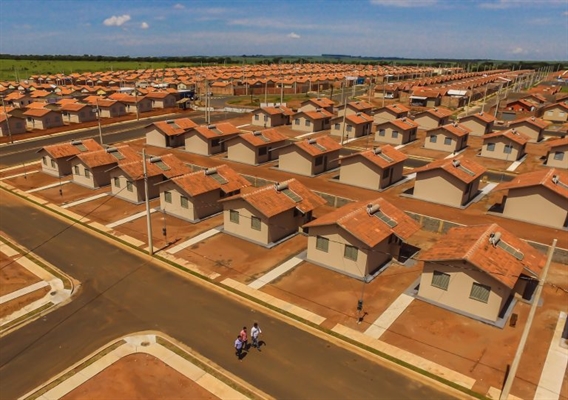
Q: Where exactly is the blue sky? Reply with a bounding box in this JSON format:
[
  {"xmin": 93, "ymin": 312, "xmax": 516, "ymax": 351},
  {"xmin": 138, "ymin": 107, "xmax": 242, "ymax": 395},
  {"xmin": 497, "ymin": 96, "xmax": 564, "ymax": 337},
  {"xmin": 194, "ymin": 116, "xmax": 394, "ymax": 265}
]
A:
[{"xmin": 1, "ymin": 0, "xmax": 566, "ymax": 61}]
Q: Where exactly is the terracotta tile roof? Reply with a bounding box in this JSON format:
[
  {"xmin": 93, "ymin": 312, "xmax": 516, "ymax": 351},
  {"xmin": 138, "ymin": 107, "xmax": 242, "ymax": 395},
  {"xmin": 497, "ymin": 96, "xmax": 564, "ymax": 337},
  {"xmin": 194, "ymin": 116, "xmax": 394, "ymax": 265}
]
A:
[
  {"xmin": 26, "ymin": 102, "xmax": 48, "ymax": 110},
  {"xmin": 145, "ymin": 91, "xmax": 175, "ymax": 99},
  {"xmin": 40, "ymin": 138, "xmax": 104, "ymax": 158},
  {"xmin": 460, "ymin": 112, "xmax": 495, "ymax": 124},
  {"xmin": 413, "ymin": 157, "xmax": 486, "ymax": 184},
  {"xmin": 73, "ymin": 145, "xmax": 140, "ymax": 168},
  {"xmin": 256, "ymin": 106, "xmax": 295, "ymax": 116},
  {"xmin": 345, "ymin": 100, "xmax": 373, "ymax": 111},
  {"xmin": 340, "ymin": 145, "xmax": 408, "ymax": 168},
  {"xmin": 117, "ymin": 153, "xmax": 191, "ymax": 180},
  {"xmin": 418, "ymin": 223, "xmax": 545, "ymax": 289},
  {"xmin": 384, "ymin": 103, "xmax": 410, "ymax": 113},
  {"xmin": 96, "ymin": 99, "xmax": 121, "ymax": 108},
  {"xmin": 509, "ymin": 117, "xmax": 549, "ymax": 130},
  {"xmin": 344, "ymin": 112, "xmax": 373, "ymax": 124},
  {"xmin": 302, "ymin": 97, "xmax": 335, "ymax": 108},
  {"xmin": 428, "ymin": 122, "xmax": 471, "ymax": 138},
  {"xmin": 23, "ymin": 108, "xmax": 58, "ymax": 118},
  {"xmin": 220, "ymin": 178, "xmax": 326, "ymax": 218},
  {"xmin": 375, "ymin": 117, "xmax": 418, "ymax": 131},
  {"xmin": 297, "ymin": 109, "xmax": 334, "ymax": 120},
  {"xmin": 231, "ymin": 129, "xmax": 288, "ymax": 147},
  {"xmin": 542, "ymin": 102, "xmax": 568, "ymax": 112},
  {"xmin": 547, "ymin": 137, "xmax": 568, "ymax": 149},
  {"xmin": 169, "ymin": 164, "xmax": 251, "ymax": 197},
  {"xmin": 56, "ymin": 98, "xmax": 78, "ymax": 105},
  {"xmin": 294, "ymin": 135, "xmax": 342, "ymax": 157},
  {"xmin": 494, "ymin": 168, "xmax": 568, "ymax": 199},
  {"xmin": 148, "ymin": 118, "xmax": 198, "ymax": 136},
  {"xmin": 482, "ymin": 129, "xmax": 530, "ymax": 145},
  {"xmin": 416, "ymin": 107, "xmax": 453, "ymax": 119},
  {"xmin": 60, "ymin": 103, "xmax": 93, "ymax": 112},
  {"xmin": 191, "ymin": 122, "xmax": 240, "ymax": 139},
  {"xmin": 303, "ymin": 198, "xmax": 420, "ymax": 247}
]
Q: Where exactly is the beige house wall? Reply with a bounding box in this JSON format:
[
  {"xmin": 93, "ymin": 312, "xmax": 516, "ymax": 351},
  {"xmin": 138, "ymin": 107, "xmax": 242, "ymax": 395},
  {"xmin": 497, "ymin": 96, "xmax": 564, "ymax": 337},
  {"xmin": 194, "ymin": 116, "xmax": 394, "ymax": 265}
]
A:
[
  {"xmin": 460, "ymin": 119, "xmax": 492, "ymax": 136},
  {"xmin": 509, "ymin": 122, "xmax": 542, "ymax": 143},
  {"xmin": 543, "ymin": 107, "xmax": 568, "ymax": 123},
  {"xmin": 424, "ymin": 132, "xmax": 466, "ymax": 152},
  {"xmin": 71, "ymin": 161, "xmax": 111, "ymax": 189},
  {"xmin": 546, "ymin": 144, "xmax": 568, "ymax": 169},
  {"xmin": 340, "ymin": 158, "xmax": 404, "ymax": 190},
  {"xmin": 481, "ymin": 137, "xmax": 525, "ymax": 161},
  {"xmin": 99, "ymin": 104, "xmax": 126, "ymax": 118},
  {"xmin": 330, "ymin": 121, "xmax": 371, "ymax": 138},
  {"xmin": 291, "ymin": 116, "xmax": 327, "ymax": 132},
  {"xmin": 278, "ymin": 148, "xmax": 313, "ymax": 176},
  {"xmin": 251, "ymin": 112, "xmax": 288, "ymax": 127},
  {"xmin": 373, "ymin": 110, "xmax": 398, "ymax": 122},
  {"xmin": 502, "ymin": 186, "xmax": 567, "ymax": 229},
  {"xmin": 414, "ymin": 115, "xmax": 439, "ymax": 130},
  {"xmin": 159, "ymin": 182, "xmax": 222, "ymax": 222},
  {"xmin": 110, "ymin": 172, "xmax": 161, "ymax": 203},
  {"xmin": 418, "ymin": 261, "xmax": 510, "ymax": 322},
  {"xmin": 0, "ymin": 118, "xmax": 27, "ymax": 137},
  {"xmin": 146, "ymin": 129, "xmax": 167, "ymax": 148},
  {"xmin": 227, "ymin": 140, "xmax": 257, "ymax": 165},
  {"xmin": 375, "ymin": 125, "xmax": 414, "ymax": 145},
  {"xmin": 39, "ymin": 151, "xmax": 69, "ymax": 177},
  {"xmin": 414, "ymin": 170, "xmax": 467, "ymax": 207},
  {"xmin": 185, "ymin": 135, "xmax": 210, "ymax": 156}
]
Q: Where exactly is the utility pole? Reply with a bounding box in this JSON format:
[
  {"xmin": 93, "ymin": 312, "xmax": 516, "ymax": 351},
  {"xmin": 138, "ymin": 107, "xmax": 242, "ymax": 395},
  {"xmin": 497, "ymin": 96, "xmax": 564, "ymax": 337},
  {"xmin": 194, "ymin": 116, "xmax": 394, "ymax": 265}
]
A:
[
  {"xmin": 340, "ymin": 78, "xmax": 348, "ymax": 145},
  {"xmin": 1, "ymin": 96, "xmax": 13, "ymax": 144},
  {"xmin": 134, "ymin": 87, "xmax": 140, "ymax": 121},
  {"xmin": 142, "ymin": 148, "xmax": 154, "ymax": 256},
  {"xmin": 499, "ymin": 239, "xmax": 557, "ymax": 400},
  {"xmin": 95, "ymin": 99, "xmax": 103, "ymax": 145}
]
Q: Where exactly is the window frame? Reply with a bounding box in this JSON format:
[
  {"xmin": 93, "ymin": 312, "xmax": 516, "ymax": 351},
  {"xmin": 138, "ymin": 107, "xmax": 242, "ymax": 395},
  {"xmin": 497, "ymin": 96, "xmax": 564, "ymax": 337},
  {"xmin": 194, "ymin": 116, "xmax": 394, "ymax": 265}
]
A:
[
  {"xmin": 164, "ymin": 191, "xmax": 172, "ymax": 204},
  {"xmin": 431, "ymin": 270, "xmax": 450, "ymax": 290},
  {"xmin": 229, "ymin": 209, "xmax": 239, "ymax": 223},
  {"xmin": 251, "ymin": 216, "xmax": 261, "ymax": 231},
  {"xmin": 429, "ymin": 135, "xmax": 437, "ymax": 143},
  {"xmin": 344, "ymin": 244, "xmax": 358, "ymax": 261},
  {"xmin": 315, "ymin": 236, "xmax": 329, "ymax": 252},
  {"xmin": 470, "ymin": 282, "xmax": 491, "ymax": 303},
  {"xmin": 486, "ymin": 142, "xmax": 495, "ymax": 152}
]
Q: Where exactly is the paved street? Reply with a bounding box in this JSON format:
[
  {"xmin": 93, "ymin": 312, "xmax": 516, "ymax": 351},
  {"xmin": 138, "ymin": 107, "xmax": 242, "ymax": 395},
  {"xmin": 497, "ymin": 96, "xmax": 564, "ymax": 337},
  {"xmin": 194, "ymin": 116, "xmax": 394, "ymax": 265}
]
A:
[{"xmin": 0, "ymin": 192, "xmax": 457, "ymax": 400}]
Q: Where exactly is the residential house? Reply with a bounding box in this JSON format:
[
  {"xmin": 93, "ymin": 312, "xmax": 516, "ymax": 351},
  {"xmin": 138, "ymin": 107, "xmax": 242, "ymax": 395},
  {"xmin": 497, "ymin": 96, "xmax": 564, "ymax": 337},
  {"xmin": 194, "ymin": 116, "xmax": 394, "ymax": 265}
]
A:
[
  {"xmin": 541, "ymin": 102, "xmax": 568, "ymax": 123},
  {"xmin": 145, "ymin": 117, "xmax": 198, "ymax": 148},
  {"xmin": 60, "ymin": 103, "xmax": 97, "ymax": 124},
  {"xmin": 417, "ymin": 224, "xmax": 544, "ymax": 323},
  {"xmin": 157, "ymin": 165, "xmax": 250, "ymax": 222},
  {"xmin": 184, "ymin": 123, "xmax": 241, "ymax": 156},
  {"xmin": 23, "ymin": 109, "xmax": 64, "ymax": 130},
  {"xmin": 374, "ymin": 117, "xmax": 418, "ymax": 145},
  {"xmin": 303, "ymin": 198, "xmax": 420, "ymax": 280},
  {"xmin": 298, "ymin": 97, "xmax": 335, "ymax": 113},
  {"xmin": 508, "ymin": 117, "xmax": 548, "ymax": 143},
  {"xmin": 70, "ymin": 145, "xmax": 140, "ymax": 189},
  {"xmin": 412, "ymin": 157, "xmax": 486, "ymax": 208},
  {"xmin": 0, "ymin": 114, "xmax": 27, "ymax": 137},
  {"xmin": 480, "ymin": 129, "xmax": 529, "ymax": 161},
  {"xmin": 226, "ymin": 129, "xmax": 288, "ymax": 165},
  {"xmin": 424, "ymin": 123, "xmax": 470, "ymax": 153},
  {"xmin": 109, "ymin": 93, "xmax": 152, "ymax": 114},
  {"xmin": 413, "ymin": 107, "xmax": 453, "ymax": 130},
  {"xmin": 544, "ymin": 137, "xmax": 568, "ymax": 169},
  {"xmin": 503, "ymin": 99, "xmax": 538, "ymax": 113},
  {"xmin": 291, "ymin": 109, "xmax": 333, "ymax": 133},
  {"xmin": 336, "ymin": 100, "xmax": 373, "ymax": 117},
  {"xmin": 373, "ymin": 103, "xmax": 410, "ymax": 123},
  {"xmin": 409, "ymin": 88, "xmax": 442, "ymax": 107},
  {"xmin": 251, "ymin": 106, "xmax": 294, "ymax": 127},
  {"xmin": 219, "ymin": 179, "xmax": 326, "ymax": 247},
  {"xmin": 109, "ymin": 154, "xmax": 190, "ymax": 204},
  {"xmin": 4, "ymin": 91, "xmax": 34, "ymax": 108},
  {"xmin": 492, "ymin": 168, "xmax": 568, "ymax": 229},
  {"xmin": 86, "ymin": 99, "xmax": 126, "ymax": 118},
  {"xmin": 145, "ymin": 92, "xmax": 177, "ymax": 109},
  {"xmin": 278, "ymin": 136, "xmax": 342, "ymax": 176},
  {"xmin": 37, "ymin": 139, "xmax": 104, "ymax": 177},
  {"xmin": 458, "ymin": 112, "xmax": 495, "ymax": 136},
  {"xmin": 339, "ymin": 145, "xmax": 408, "ymax": 190},
  {"xmin": 330, "ymin": 112, "xmax": 373, "ymax": 139}
]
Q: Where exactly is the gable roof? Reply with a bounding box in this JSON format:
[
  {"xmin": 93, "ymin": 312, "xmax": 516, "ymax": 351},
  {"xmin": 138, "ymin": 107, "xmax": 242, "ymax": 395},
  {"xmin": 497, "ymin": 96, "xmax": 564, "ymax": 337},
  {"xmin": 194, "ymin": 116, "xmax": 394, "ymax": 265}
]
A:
[
  {"xmin": 60, "ymin": 103, "xmax": 93, "ymax": 112},
  {"xmin": 39, "ymin": 139, "xmax": 104, "ymax": 158},
  {"xmin": 509, "ymin": 117, "xmax": 548, "ymax": 130},
  {"xmin": 460, "ymin": 112, "xmax": 496, "ymax": 124},
  {"xmin": 220, "ymin": 178, "xmax": 326, "ymax": 218},
  {"xmin": 117, "ymin": 153, "xmax": 191, "ymax": 180},
  {"xmin": 302, "ymin": 97, "xmax": 335, "ymax": 108},
  {"xmin": 23, "ymin": 108, "xmax": 58, "ymax": 118},
  {"xmin": 415, "ymin": 107, "xmax": 453, "ymax": 120},
  {"xmin": 148, "ymin": 118, "xmax": 198, "ymax": 136},
  {"xmin": 547, "ymin": 137, "xmax": 568, "ymax": 150},
  {"xmin": 418, "ymin": 223, "xmax": 545, "ymax": 289},
  {"xmin": 255, "ymin": 106, "xmax": 295, "ymax": 116},
  {"xmin": 303, "ymin": 198, "xmax": 420, "ymax": 247},
  {"xmin": 375, "ymin": 117, "xmax": 418, "ymax": 131},
  {"xmin": 190, "ymin": 122, "xmax": 241, "ymax": 139},
  {"xmin": 380, "ymin": 103, "xmax": 410, "ymax": 114},
  {"xmin": 542, "ymin": 102, "xmax": 568, "ymax": 113},
  {"xmin": 482, "ymin": 129, "xmax": 530, "ymax": 145},
  {"xmin": 293, "ymin": 135, "xmax": 342, "ymax": 157},
  {"xmin": 341, "ymin": 145, "xmax": 407, "ymax": 168},
  {"xmin": 413, "ymin": 157, "xmax": 486, "ymax": 184},
  {"xmin": 72, "ymin": 145, "xmax": 140, "ymax": 168},
  {"xmin": 230, "ymin": 128, "xmax": 288, "ymax": 147},
  {"xmin": 493, "ymin": 168, "xmax": 568, "ymax": 199},
  {"xmin": 167, "ymin": 164, "xmax": 251, "ymax": 197},
  {"xmin": 296, "ymin": 108, "xmax": 334, "ymax": 120}
]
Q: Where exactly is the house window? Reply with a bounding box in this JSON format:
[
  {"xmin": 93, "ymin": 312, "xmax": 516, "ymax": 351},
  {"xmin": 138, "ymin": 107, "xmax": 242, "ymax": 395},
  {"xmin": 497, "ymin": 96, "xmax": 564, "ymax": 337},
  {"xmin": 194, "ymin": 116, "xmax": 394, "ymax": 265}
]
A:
[
  {"xmin": 316, "ymin": 236, "xmax": 329, "ymax": 252},
  {"xmin": 546, "ymin": 111, "xmax": 553, "ymax": 116},
  {"xmin": 74, "ymin": 165, "xmax": 80, "ymax": 175},
  {"xmin": 315, "ymin": 156, "xmax": 323, "ymax": 166},
  {"xmin": 344, "ymin": 244, "xmax": 358, "ymax": 261},
  {"xmin": 251, "ymin": 216, "xmax": 261, "ymax": 230},
  {"xmin": 431, "ymin": 271, "xmax": 450, "ymax": 290},
  {"xmin": 164, "ymin": 191, "xmax": 172, "ymax": 203},
  {"xmin": 259, "ymin": 146, "xmax": 268, "ymax": 156},
  {"xmin": 50, "ymin": 159, "xmax": 56, "ymax": 168},
  {"xmin": 84, "ymin": 169, "xmax": 90, "ymax": 178},
  {"xmin": 126, "ymin": 181, "xmax": 133, "ymax": 192},
  {"xmin": 254, "ymin": 114, "xmax": 260, "ymax": 121},
  {"xmin": 113, "ymin": 177, "xmax": 120, "ymax": 188},
  {"xmin": 378, "ymin": 129, "xmax": 386, "ymax": 137},
  {"xmin": 504, "ymin": 144, "xmax": 513, "ymax": 154},
  {"xmin": 334, "ymin": 123, "xmax": 340, "ymax": 130},
  {"xmin": 211, "ymin": 139, "xmax": 220, "ymax": 147},
  {"xmin": 392, "ymin": 130, "xmax": 398, "ymax": 138},
  {"xmin": 42, "ymin": 156, "xmax": 47, "ymax": 165},
  {"xmin": 346, "ymin": 125, "xmax": 352, "ymax": 132},
  {"xmin": 230, "ymin": 210, "xmax": 239, "ymax": 223},
  {"xmin": 560, "ymin": 112, "xmax": 566, "ymax": 117},
  {"xmin": 264, "ymin": 115, "xmax": 268, "ymax": 122},
  {"xmin": 429, "ymin": 135, "xmax": 437, "ymax": 143},
  {"xmin": 180, "ymin": 196, "xmax": 189, "ymax": 209},
  {"xmin": 470, "ymin": 282, "xmax": 491, "ymax": 303},
  {"xmin": 305, "ymin": 120, "xmax": 311, "ymax": 127},
  {"xmin": 294, "ymin": 118, "xmax": 300, "ymax": 125},
  {"xmin": 554, "ymin": 151, "xmax": 564, "ymax": 161},
  {"xmin": 444, "ymin": 137, "xmax": 452, "ymax": 145}
]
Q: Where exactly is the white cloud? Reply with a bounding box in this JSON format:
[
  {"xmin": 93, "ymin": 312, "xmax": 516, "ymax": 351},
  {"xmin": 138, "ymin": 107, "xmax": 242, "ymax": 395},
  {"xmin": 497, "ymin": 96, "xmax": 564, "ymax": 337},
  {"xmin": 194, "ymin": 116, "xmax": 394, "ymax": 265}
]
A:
[
  {"xmin": 563, "ymin": 11, "xmax": 568, "ymax": 16},
  {"xmin": 173, "ymin": 3, "xmax": 185, "ymax": 9},
  {"xmin": 154, "ymin": 15, "xmax": 166, "ymax": 21},
  {"xmin": 370, "ymin": 0, "xmax": 437, "ymax": 7},
  {"xmin": 510, "ymin": 47, "xmax": 528, "ymax": 55},
  {"xmin": 103, "ymin": 14, "xmax": 131, "ymax": 27},
  {"xmin": 480, "ymin": 0, "xmax": 565, "ymax": 9},
  {"xmin": 287, "ymin": 32, "xmax": 301, "ymax": 39},
  {"xmin": 140, "ymin": 22, "xmax": 149, "ymax": 29}
]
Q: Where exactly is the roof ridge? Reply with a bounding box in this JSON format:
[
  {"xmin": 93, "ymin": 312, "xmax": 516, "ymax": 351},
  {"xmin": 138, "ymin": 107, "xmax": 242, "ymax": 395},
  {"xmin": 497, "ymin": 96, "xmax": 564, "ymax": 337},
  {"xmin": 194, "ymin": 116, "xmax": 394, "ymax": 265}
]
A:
[{"xmin": 464, "ymin": 224, "xmax": 494, "ymax": 260}]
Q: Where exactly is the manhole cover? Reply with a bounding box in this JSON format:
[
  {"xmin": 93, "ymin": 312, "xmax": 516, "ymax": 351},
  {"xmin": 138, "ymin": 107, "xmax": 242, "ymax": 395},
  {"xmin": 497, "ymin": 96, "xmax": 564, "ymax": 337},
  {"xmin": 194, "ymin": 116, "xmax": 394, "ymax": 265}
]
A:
[
  {"xmin": 50, "ymin": 291, "xmax": 57, "ymax": 296},
  {"xmin": 141, "ymin": 341, "xmax": 150, "ymax": 347}
]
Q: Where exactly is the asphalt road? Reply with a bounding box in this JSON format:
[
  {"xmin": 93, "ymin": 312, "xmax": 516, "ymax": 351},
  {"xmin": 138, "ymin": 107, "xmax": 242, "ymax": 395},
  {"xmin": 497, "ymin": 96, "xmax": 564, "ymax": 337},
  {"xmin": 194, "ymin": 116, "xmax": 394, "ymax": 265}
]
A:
[
  {"xmin": 0, "ymin": 193, "xmax": 457, "ymax": 400},
  {"xmin": 0, "ymin": 111, "xmax": 242, "ymax": 167}
]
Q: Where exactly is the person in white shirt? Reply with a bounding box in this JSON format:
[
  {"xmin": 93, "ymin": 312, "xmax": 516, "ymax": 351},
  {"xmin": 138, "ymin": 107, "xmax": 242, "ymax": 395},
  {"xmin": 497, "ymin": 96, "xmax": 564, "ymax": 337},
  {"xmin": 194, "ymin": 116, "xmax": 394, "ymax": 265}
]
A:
[{"xmin": 251, "ymin": 322, "xmax": 262, "ymax": 350}]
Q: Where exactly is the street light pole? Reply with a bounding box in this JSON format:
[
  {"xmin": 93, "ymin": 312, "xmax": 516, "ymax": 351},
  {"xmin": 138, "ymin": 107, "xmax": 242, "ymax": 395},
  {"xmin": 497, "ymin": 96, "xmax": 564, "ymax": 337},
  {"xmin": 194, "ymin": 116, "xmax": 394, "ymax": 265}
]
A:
[
  {"xmin": 134, "ymin": 88, "xmax": 140, "ymax": 121},
  {"xmin": 142, "ymin": 148, "xmax": 153, "ymax": 256},
  {"xmin": 95, "ymin": 98, "xmax": 103, "ymax": 145},
  {"xmin": 1, "ymin": 96, "xmax": 13, "ymax": 144}
]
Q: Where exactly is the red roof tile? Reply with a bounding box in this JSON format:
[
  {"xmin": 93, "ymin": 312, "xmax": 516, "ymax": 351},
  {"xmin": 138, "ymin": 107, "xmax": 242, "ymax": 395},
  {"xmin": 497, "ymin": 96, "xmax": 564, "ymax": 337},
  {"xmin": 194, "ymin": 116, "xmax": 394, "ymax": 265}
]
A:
[
  {"xmin": 460, "ymin": 112, "xmax": 496, "ymax": 124},
  {"xmin": 547, "ymin": 137, "xmax": 568, "ymax": 149},
  {"xmin": 482, "ymin": 129, "xmax": 530, "ymax": 145},
  {"xmin": 494, "ymin": 168, "xmax": 568, "ymax": 199},
  {"xmin": 232, "ymin": 129, "xmax": 288, "ymax": 147},
  {"xmin": 428, "ymin": 122, "xmax": 471, "ymax": 137},
  {"xmin": 294, "ymin": 135, "xmax": 342, "ymax": 157},
  {"xmin": 413, "ymin": 157, "xmax": 486, "ymax": 184},
  {"xmin": 169, "ymin": 164, "xmax": 251, "ymax": 197},
  {"xmin": 74, "ymin": 145, "xmax": 140, "ymax": 168},
  {"xmin": 509, "ymin": 117, "xmax": 549, "ymax": 130},
  {"xmin": 40, "ymin": 139, "xmax": 104, "ymax": 158},
  {"xmin": 340, "ymin": 145, "xmax": 407, "ymax": 168},
  {"xmin": 149, "ymin": 118, "xmax": 198, "ymax": 136},
  {"xmin": 117, "ymin": 153, "xmax": 191, "ymax": 180},
  {"xmin": 191, "ymin": 122, "xmax": 240, "ymax": 139}
]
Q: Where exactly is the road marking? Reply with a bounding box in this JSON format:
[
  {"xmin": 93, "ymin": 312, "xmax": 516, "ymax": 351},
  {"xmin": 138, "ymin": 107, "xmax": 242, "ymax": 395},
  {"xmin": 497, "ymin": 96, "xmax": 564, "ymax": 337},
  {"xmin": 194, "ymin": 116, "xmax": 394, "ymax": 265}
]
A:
[
  {"xmin": 61, "ymin": 192, "xmax": 109, "ymax": 209},
  {"xmin": 364, "ymin": 293, "xmax": 414, "ymax": 338},
  {"xmin": 166, "ymin": 227, "xmax": 222, "ymax": 254},
  {"xmin": 248, "ymin": 251, "xmax": 306, "ymax": 289},
  {"xmin": 106, "ymin": 207, "xmax": 160, "ymax": 228},
  {"xmin": 26, "ymin": 180, "xmax": 71, "ymax": 193}
]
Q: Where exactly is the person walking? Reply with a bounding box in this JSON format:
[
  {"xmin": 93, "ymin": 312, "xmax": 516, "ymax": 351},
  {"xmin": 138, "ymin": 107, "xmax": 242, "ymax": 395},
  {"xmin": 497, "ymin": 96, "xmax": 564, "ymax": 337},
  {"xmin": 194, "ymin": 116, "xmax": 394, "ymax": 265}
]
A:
[
  {"xmin": 240, "ymin": 326, "xmax": 248, "ymax": 350},
  {"xmin": 234, "ymin": 335, "xmax": 243, "ymax": 360},
  {"xmin": 251, "ymin": 322, "xmax": 262, "ymax": 350}
]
